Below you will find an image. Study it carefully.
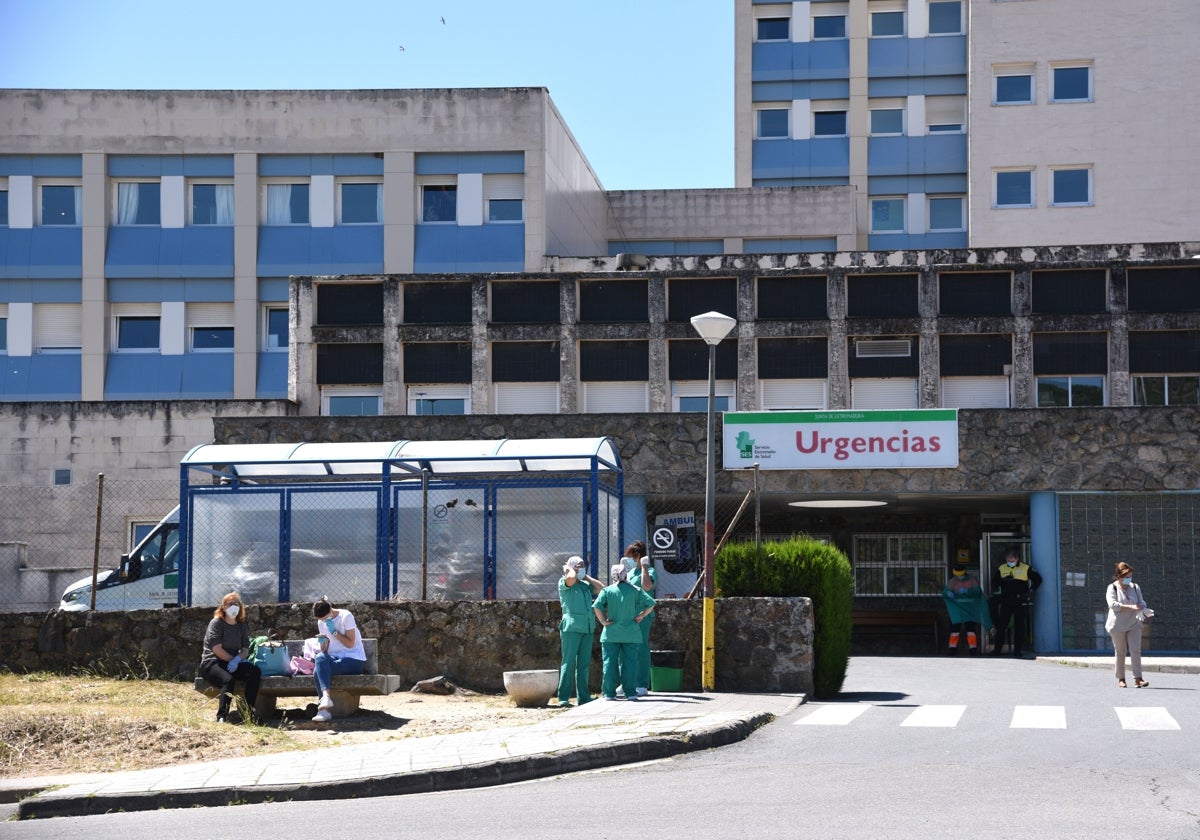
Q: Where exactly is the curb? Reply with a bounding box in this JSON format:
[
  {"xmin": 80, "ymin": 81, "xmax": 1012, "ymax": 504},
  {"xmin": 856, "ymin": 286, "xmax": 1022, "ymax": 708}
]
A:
[{"xmin": 17, "ymin": 712, "xmax": 775, "ymax": 820}]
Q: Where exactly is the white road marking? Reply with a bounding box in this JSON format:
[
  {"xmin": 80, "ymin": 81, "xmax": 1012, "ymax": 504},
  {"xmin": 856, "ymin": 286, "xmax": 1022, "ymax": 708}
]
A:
[
  {"xmin": 900, "ymin": 704, "xmax": 966, "ymax": 727},
  {"xmin": 1114, "ymin": 707, "xmax": 1180, "ymax": 730},
  {"xmin": 1011, "ymin": 705, "xmax": 1066, "ymax": 729},
  {"xmin": 795, "ymin": 705, "xmax": 871, "ymax": 725}
]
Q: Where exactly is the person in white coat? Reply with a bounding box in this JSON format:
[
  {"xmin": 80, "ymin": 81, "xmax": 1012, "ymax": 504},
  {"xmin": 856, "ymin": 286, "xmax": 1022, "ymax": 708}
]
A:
[{"xmin": 1105, "ymin": 561, "xmax": 1152, "ymax": 688}]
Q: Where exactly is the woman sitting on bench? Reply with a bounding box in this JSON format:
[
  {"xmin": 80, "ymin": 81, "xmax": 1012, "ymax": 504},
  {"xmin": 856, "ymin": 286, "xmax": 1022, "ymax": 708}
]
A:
[
  {"xmin": 311, "ymin": 597, "xmax": 366, "ymax": 723},
  {"xmin": 198, "ymin": 592, "xmax": 262, "ymax": 724}
]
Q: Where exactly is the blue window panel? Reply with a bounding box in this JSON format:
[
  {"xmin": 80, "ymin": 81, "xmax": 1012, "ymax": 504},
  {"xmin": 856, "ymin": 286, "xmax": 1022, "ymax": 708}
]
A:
[
  {"xmin": 813, "ymin": 111, "xmax": 847, "ymax": 136},
  {"xmin": 117, "ymin": 316, "xmax": 160, "ymax": 350},
  {"xmin": 259, "ymin": 156, "xmax": 315, "ymax": 177},
  {"xmin": 1052, "ymin": 67, "xmax": 1091, "ymax": 101},
  {"xmin": 259, "ymin": 277, "xmax": 289, "ymax": 302},
  {"xmin": 996, "ymin": 75, "xmax": 1033, "ymax": 104},
  {"xmin": 181, "ymin": 354, "xmax": 234, "ymax": 397},
  {"xmin": 106, "ymin": 228, "xmax": 233, "ymax": 278},
  {"xmin": 0, "ymin": 157, "xmax": 32, "ymax": 176},
  {"xmin": 0, "ymin": 277, "xmax": 80, "ymax": 303},
  {"xmin": 415, "ymin": 152, "xmax": 524, "ymax": 176},
  {"xmin": 0, "ymin": 355, "xmax": 82, "ymax": 400},
  {"xmin": 928, "ymin": 197, "xmax": 964, "ymax": 231},
  {"xmin": 109, "ymin": 156, "xmax": 182, "ymax": 177},
  {"xmin": 183, "ymin": 156, "xmax": 235, "ymax": 177},
  {"xmin": 757, "ymin": 17, "xmax": 790, "ymax": 41},
  {"xmin": 33, "ymin": 156, "xmax": 82, "ymax": 177},
  {"xmin": 103, "ymin": 355, "xmax": 181, "ymax": 399},
  {"xmin": 867, "ymin": 232, "xmax": 916, "ymax": 250},
  {"xmin": 869, "ymin": 36, "xmax": 966, "ymax": 80},
  {"xmin": 256, "ymin": 227, "xmax": 384, "ymax": 276},
  {"xmin": 0, "ymin": 318, "xmax": 5, "ymax": 350},
  {"xmin": 754, "ymin": 176, "xmax": 849, "ymax": 187},
  {"xmin": 808, "ymin": 138, "xmax": 850, "ymax": 178},
  {"xmin": 0, "ymin": 191, "xmax": 8, "ymax": 226},
  {"xmin": 109, "ymin": 278, "xmax": 181, "ymax": 302},
  {"xmin": 747, "ymin": 238, "xmax": 837, "ymax": 254},
  {"xmin": 1052, "ymin": 169, "xmax": 1090, "ymax": 204},
  {"xmin": 758, "ymin": 109, "xmax": 790, "ymax": 138},
  {"xmin": 867, "ymin": 135, "xmax": 966, "ymax": 177},
  {"xmin": 19, "ymin": 228, "xmax": 83, "ymax": 278},
  {"xmin": 753, "ymin": 80, "xmax": 849, "ymax": 102},
  {"xmin": 812, "ymin": 15, "xmax": 846, "ymax": 39},
  {"xmin": 754, "ymin": 41, "xmax": 851, "ymax": 83},
  {"xmin": 996, "ymin": 171, "xmax": 1033, "ymax": 206},
  {"xmin": 413, "ymin": 224, "xmax": 524, "ymax": 273},
  {"xmin": 928, "ymin": 1, "xmax": 962, "ymax": 35},
  {"xmin": 256, "ymin": 351, "xmax": 289, "ymax": 398},
  {"xmin": 916, "ymin": 231, "xmax": 968, "ymax": 249},
  {"xmin": 333, "ymin": 155, "xmax": 385, "ymax": 176}
]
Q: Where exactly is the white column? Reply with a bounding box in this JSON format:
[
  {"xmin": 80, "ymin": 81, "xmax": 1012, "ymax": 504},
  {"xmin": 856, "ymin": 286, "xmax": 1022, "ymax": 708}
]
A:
[
  {"xmin": 907, "ymin": 192, "xmax": 927, "ymax": 235},
  {"xmin": 907, "ymin": 0, "xmax": 928, "ymax": 38},
  {"xmin": 8, "ymin": 176, "xmax": 33, "ymax": 227},
  {"xmin": 160, "ymin": 175, "xmax": 185, "ymax": 228},
  {"xmin": 160, "ymin": 301, "xmax": 185, "ymax": 356},
  {"xmin": 8, "ymin": 302, "xmax": 32, "ymax": 356},
  {"xmin": 457, "ymin": 173, "xmax": 483, "ymax": 226},
  {"xmin": 792, "ymin": 2, "xmax": 811, "ymax": 42},
  {"xmin": 906, "ymin": 95, "xmax": 925, "ymax": 136},
  {"xmin": 792, "ymin": 100, "xmax": 812, "ymax": 140},
  {"xmin": 310, "ymin": 174, "xmax": 334, "ymax": 227}
]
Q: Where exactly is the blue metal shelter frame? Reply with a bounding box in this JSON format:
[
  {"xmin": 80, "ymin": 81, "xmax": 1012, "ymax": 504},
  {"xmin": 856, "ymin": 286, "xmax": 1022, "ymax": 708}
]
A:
[{"xmin": 178, "ymin": 438, "xmax": 623, "ymax": 606}]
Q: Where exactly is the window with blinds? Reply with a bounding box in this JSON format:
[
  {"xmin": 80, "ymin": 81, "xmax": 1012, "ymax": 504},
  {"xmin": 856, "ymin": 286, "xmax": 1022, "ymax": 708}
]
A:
[
  {"xmin": 35, "ymin": 303, "xmax": 82, "ymax": 351},
  {"xmin": 850, "ymin": 378, "xmax": 918, "ymax": 409},
  {"xmin": 760, "ymin": 380, "xmax": 826, "ymax": 410},
  {"xmin": 187, "ymin": 302, "xmax": 234, "ymax": 351},
  {"xmin": 494, "ymin": 382, "xmax": 559, "ymax": 414},
  {"xmin": 926, "ymin": 95, "xmax": 965, "ymax": 132},
  {"xmin": 484, "ymin": 174, "xmax": 523, "ymax": 223}
]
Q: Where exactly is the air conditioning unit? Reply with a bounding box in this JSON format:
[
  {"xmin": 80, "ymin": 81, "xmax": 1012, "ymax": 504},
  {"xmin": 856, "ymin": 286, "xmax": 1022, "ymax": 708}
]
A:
[{"xmin": 856, "ymin": 339, "xmax": 911, "ymax": 358}]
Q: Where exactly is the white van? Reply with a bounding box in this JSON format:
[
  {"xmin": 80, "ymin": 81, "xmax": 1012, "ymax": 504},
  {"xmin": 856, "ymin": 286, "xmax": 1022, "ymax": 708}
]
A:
[{"xmin": 59, "ymin": 507, "xmax": 181, "ymax": 611}]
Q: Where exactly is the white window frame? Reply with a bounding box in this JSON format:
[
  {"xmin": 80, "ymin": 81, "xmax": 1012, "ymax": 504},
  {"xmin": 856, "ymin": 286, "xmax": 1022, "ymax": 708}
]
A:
[
  {"xmin": 870, "ymin": 9, "xmax": 906, "ymax": 38},
  {"xmin": 260, "ymin": 178, "xmax": 311, "ymax": 225},
  {"xmin": 1050, "ymin": 63, "xmax": 1093, "ymax": 103},
  {"xmin": 755, "ymin": 104, "xmax": 791, "ymax": 140},
  {"xmin": 483, "ymin": 174, "xmax": 524, "ymax": 224},
  {"xmin": 111, "ymin": 304, "xmax": 162, "ymax": 353},
  {"xmin": 870, "ymin": 196, "xmax": 907, "ymax": 233},
  {"xmin": 754, "ymin": 11, "xmax": 791, "ymax": 42},
  {"xmin": 112, "ymin": 179, "xmax": 162, "ymax": 226},
  {"xmin": 186, "ymin": 302, "xmax": 234, "ymax": 353},
  {"xmin": 188, "ymin": 179, "xmax": 234, "ymax": 226},
  {"xmin": 993, "ymin": 66, "xmax": 1036, "ymax": 105},
  {"xmin": 812, "ymin": 105, "xmax": 848, "ymax": 137},
  {"xmin": 407, "ymin": 383, "xmax": 471, "ymax": 415},
  {"xmin": 262, "ymin": 305, "xmax": 289, "ymax": 352},
  {"xmin": 336, "ymin": 178, "xmax": 383, "ymax": 225},
  {"xmin": 927, "ymin": 1, "xmax": 963, "ymax": 36},
  {"xmin": 34, "ymin": 303, "xmax": 82, "ymax": 352},
  {"xmin": 812, "ymin": 12, "xmax": 848, "ymax": 40},
  {"xmin": 671, "ymin": 380, "xmax": 736, "ymax": 413},
  {"xmin": 927, "ymin": 195, "xmax": 965, "ymax": 232},
  {"xmin": 994, "ymin": 169, "xmax": 1036, "ymax": 209},
  {"xmin": 925, "ymin": 95, "xmax": 965, "ymax": 133},
  {"xmin": 37, "ymin": 179, "xmax": 82, "ymax": 227},
  {"xmin": 1049, "ymin": 166, "xmax": 1093, "ymax": 207},
  {"xmin": 418, "ymin": 177, "xmax": 458, "ymax": 224},
  {"xmin": 869, "ymin": 105, "xmax": 905, "ymax": 136},
  {"xmin": 321, "ymin": 387, "xmax": 383, "ymax": 416}
]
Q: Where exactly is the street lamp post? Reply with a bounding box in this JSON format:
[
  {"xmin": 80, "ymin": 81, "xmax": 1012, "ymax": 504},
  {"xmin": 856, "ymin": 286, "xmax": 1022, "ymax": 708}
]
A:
[{"xmin": 689, "ymin": 310, "xmax": 736, "ymax": 691}]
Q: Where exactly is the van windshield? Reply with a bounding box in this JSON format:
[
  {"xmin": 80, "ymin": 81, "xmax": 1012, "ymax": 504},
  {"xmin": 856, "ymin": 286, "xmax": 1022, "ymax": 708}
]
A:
[{"xmin": 128, "ymin": 525, "xmax": 180, "ymax": 580}]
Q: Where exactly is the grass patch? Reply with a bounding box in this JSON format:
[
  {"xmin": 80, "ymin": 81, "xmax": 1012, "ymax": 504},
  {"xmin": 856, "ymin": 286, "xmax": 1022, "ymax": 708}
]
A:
[{"xmin": 0, "ymin": 673, "xmax": 304, "ymax": 779}]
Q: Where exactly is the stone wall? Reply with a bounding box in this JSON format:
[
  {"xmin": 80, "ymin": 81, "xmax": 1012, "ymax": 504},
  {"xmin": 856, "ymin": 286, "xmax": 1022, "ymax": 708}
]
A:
[{"xmin": 3, "ymin": 597, "xmax": 814, "ymax": 695}]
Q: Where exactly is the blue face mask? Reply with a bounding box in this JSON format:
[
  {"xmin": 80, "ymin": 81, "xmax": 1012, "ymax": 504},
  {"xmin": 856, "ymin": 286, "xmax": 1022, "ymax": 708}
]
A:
[{"xmin": 1122, "ymin": 577, "xmax": 1132, "ymax": 585}]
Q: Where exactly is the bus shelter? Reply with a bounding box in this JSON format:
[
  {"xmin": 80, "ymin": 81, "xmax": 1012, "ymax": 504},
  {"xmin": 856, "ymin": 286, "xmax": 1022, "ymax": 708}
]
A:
[{"xmin": 178, "ymin": 437, "xmax": 623, "ymax": 606}]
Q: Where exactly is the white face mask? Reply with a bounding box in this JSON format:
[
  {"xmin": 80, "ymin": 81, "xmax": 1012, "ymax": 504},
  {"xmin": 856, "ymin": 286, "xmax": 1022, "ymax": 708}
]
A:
[
  {"xmin": 225, "ymin": 604, "xmax": 240, "ymax": 619},
  {"xmin": 1007, "ymin": 561, "xmax": 1017, "ymax": 568}
]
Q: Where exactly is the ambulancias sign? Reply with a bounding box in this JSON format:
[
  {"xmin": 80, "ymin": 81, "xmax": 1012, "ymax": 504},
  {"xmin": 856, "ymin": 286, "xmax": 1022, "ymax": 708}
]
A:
[{"xmin": 722, "ymin": 409, "xmax": 959, "ymax": 470}]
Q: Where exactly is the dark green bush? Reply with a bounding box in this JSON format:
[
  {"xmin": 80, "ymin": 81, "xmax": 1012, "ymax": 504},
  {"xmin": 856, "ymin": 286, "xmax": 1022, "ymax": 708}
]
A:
[{"xmin": 716, "ymin": 535, "xmax": 852, "ymax": 697}]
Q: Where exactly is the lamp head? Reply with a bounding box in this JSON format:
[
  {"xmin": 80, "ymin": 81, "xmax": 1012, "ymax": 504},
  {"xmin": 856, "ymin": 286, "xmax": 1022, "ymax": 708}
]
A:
[{"xmin": 690, "ymin": 311, "xmax": 736, "ymax": 345}]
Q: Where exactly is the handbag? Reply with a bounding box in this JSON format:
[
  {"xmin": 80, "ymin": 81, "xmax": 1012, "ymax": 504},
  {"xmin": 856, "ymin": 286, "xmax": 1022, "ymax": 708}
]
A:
[
  {"xmin": 250, "ymin": 636, "xmax": 289, "ymax": 676},
  {"xmin": 289, "ymin": 655, "xmax": 315, "ymax": 676}
]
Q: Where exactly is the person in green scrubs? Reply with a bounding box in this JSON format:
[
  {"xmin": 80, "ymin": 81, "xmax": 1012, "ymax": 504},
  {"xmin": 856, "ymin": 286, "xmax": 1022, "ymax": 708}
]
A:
[
  {"xmin": 557, "ymin": 555, "xmax": 601, "ymax": 707},
  {"xmin": 593, "ymin": 562, "xmax": 656, "ymax": 701},
  {"xmin": 624, "ymin": 540, "xmax": 656, "ymax": 696}
]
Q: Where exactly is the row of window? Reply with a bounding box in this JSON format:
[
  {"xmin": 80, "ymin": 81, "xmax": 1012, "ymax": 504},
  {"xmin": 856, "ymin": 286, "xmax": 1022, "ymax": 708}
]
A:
[
  {"xmin": 755, "ymin": 2, "xmax": 964, "ymax": 42},
  {"xmin": 313, "ymin": 267, "xmax": 1199, "ymax": 326},
  {"xmin": 755, "ymin": 96, "xmax": 965, "ymax": 140},
  {"xmin": 994, "ymin": 63, "xmax": 1093, "ymax": 105},
  {"xmin": 0, "ymin": 176, "xmax": 524, "ymax": 227}
]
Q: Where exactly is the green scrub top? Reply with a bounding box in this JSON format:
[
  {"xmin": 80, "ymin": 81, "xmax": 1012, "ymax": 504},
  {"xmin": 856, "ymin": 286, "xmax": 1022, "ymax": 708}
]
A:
[
  {"xmin": 629, "ymin": 565, "xmax": 657, "ymax": 593},
  {"xmin": 559, "ymin": 576, "xmax": 596, "ymax": 633},
  {"xmin": 593, "ymin": 581, "xmax": 656, "ymax": 644}
]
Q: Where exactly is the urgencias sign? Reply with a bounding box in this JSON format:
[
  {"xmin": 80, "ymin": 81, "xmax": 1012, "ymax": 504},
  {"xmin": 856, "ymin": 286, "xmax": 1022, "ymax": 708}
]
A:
[{"xmin": 722, "ymin": 409, "xmax": 959, "ymax": 470}]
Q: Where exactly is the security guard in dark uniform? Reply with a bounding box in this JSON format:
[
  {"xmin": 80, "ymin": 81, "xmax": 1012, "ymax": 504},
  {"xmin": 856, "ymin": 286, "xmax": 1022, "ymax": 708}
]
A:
[{"xmin": 991, "ymin": 547, "xmax": 1042, "ymax": 656}]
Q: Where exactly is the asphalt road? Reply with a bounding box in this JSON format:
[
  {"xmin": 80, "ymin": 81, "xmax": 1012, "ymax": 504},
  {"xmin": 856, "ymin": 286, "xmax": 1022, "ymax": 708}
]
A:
[{"xmin": 8, "ymin": 656, "xmax": 1199, "ymax": 839}]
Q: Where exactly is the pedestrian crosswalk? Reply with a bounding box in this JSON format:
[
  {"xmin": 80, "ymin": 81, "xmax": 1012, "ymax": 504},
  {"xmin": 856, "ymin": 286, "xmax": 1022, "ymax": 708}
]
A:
[{"xmin": 795, "ymin": 703, "xmax": 1182, "ymax": 731}]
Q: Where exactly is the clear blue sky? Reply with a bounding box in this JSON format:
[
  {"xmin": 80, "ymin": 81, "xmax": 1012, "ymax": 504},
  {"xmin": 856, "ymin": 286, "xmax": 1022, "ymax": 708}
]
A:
[{"xmin": 0, "ymin": 0, "xmax": 734, "ymax": 191}]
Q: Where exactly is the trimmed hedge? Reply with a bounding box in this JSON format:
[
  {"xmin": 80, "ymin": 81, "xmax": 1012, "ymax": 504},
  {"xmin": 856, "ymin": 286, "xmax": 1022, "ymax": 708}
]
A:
[{"xmin": 716, "ymin": 536, "xmax": 852, "ymax": 697}]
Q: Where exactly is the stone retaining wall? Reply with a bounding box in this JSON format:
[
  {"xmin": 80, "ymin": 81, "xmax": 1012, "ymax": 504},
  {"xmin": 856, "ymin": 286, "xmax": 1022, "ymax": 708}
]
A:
[{"xmin": 3, "ymin": 597, "xmax": 814, "ymax": 695}]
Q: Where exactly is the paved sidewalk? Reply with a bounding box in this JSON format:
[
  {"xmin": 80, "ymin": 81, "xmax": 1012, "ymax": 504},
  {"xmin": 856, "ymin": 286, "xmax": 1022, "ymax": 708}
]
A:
[
  {"xmin": 7, "ymin": 692, "xmax": 803, "ymax": 820},
  {"xmin": 1036, "ymin": 654, "xmax": 1200, "ymax": 675}
]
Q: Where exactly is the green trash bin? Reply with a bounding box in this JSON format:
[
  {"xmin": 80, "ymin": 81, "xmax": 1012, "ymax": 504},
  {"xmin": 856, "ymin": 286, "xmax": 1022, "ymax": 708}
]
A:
[{"xmin": 650, "ymin": 650, "xmax": 684, "ymax": 692}]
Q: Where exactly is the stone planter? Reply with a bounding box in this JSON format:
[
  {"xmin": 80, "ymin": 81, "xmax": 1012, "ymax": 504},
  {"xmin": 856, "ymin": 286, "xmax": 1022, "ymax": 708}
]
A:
[{"xmin": 503, "ymin": 669, "xmax": 558, "ymax": 708}]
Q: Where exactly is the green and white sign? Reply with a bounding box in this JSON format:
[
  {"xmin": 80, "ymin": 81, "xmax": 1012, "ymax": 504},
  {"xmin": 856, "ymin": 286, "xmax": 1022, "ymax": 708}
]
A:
[{"xmin": 723, "ymin": 409, "xmax": 959, "ymax": 470}]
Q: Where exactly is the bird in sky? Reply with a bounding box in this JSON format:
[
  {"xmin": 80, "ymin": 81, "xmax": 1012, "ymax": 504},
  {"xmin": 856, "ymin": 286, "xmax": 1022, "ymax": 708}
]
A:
[{"xmin": 441, "ymin": 16, "xmax": 446, "ymax": 24}]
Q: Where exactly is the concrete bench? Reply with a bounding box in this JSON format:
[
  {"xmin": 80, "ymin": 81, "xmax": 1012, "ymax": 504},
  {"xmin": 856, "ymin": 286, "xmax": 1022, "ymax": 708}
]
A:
[
  {"xmin": 851, "ymin": 609, "xmax": 939, "ymax": 651},
  {"xmin": 194, "ymin": 638, "xmax": 401, "ymax": 718}
]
